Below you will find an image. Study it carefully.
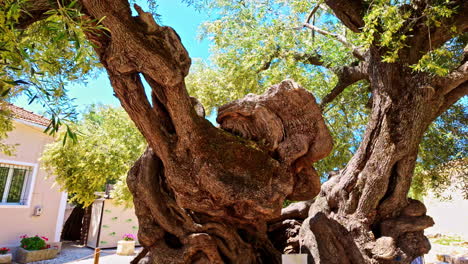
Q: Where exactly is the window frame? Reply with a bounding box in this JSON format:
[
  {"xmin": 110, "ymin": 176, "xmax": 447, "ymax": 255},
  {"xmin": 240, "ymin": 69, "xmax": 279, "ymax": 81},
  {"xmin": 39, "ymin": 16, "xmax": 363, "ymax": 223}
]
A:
[{"xmin": 0, "ymin": 160, "xmax": 38, "ymax": 208}]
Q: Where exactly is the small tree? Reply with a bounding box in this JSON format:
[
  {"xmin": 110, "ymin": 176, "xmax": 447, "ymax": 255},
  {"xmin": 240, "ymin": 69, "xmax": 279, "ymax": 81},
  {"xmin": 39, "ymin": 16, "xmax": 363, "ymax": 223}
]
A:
[{"xmin": 42, "ymin": 105, "xmax": 145, "ymax": 206}]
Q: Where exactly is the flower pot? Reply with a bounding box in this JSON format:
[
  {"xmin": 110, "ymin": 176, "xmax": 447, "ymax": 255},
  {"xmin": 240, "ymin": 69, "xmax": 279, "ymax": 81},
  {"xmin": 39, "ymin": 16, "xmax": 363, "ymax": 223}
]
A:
[
  {"xmin": 16, "ymin": 248, "xmax": 58, "ymax": 263},
  {"xmin": 0, "ymin": 253, "xmax": 12, "ymax": 264},
  {"xmin": 282, "ymin": 254, "xmax": 308, "ymax": 264},
  {"xmin": 116, "ymin": 240, "xmax": 135, "ymax": 256}
]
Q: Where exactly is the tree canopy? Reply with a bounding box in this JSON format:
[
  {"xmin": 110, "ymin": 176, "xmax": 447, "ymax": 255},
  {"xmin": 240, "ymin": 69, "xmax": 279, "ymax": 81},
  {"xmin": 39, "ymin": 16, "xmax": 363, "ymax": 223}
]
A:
[
  {"xmin": 41, "ymin": 105, "xmax": 145, "ymax": 206},
  {"xmin": 184, "ymin": 0, "xmax": 467, "ymax": 196}
]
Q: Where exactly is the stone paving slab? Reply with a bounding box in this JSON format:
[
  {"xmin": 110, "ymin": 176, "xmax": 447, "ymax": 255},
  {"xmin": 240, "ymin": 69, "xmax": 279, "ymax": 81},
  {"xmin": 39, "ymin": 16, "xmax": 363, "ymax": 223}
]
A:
[{"xmin": 14, "ymin": 242, "xmax": 140, "ymax": 264}]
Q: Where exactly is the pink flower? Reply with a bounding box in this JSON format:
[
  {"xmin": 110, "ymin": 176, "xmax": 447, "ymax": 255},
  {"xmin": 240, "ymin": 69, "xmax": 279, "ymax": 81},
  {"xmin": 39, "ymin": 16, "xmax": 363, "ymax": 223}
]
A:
[
  {"xmin": 122, "ymin": 233, "xmax": 136, "ymax": 241},
  {"xmin": 41, "ymin": 236, "xmax": 49, "ymax": 241},
  {"xmin": 20, "ymin": 234, "xmax": 28, "ymax": 239}
]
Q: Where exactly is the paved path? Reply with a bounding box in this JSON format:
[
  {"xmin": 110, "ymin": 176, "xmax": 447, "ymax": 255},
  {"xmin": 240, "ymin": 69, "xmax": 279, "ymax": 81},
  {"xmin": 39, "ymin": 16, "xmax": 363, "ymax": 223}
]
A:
[
  {"xmin": 19, "ymin": 238, "xmax": 468, "ymax": 264},
  {"xmin": 22, "ymin": 242, "xmax": 140, "ymax": 264},
  {"xmin": 424, "ymin": 241, "xmax": 468, "ymax": 264}
]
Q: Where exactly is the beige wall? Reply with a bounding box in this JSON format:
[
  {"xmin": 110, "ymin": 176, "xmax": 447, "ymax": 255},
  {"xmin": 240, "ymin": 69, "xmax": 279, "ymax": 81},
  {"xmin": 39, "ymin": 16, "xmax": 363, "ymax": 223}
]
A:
[
  {"xmin": 87, "ymin": 199, "xmax": 139, "ymax": 248},
  {"xmin": 0, "ymin": 120, "xmax": 66, "ymax": 247}
]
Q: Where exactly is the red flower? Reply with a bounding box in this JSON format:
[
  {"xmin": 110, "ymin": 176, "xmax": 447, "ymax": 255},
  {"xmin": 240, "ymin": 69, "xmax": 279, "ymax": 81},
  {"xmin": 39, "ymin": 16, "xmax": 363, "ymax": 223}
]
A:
[
  {"xmin": 0, "ymin": 247, "xmax": 10, "ymax": 254},
  {"xmin": 41, "ymin": 236, "xmax": 49, "ymax": 241},
  {"xmin": 46, "ymin": 245, "xmax": 51, "ymax": 249},
  {"xmin": 23, "ymin": 245, "xmax": 27, "ymax": 248}
]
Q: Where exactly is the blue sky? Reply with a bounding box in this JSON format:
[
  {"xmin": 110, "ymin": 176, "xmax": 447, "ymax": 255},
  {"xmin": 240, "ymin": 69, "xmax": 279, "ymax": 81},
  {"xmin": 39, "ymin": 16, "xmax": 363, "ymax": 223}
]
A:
[{"xmin": 14, "ymin": 0, "xmax": 211, "ymax": 114}]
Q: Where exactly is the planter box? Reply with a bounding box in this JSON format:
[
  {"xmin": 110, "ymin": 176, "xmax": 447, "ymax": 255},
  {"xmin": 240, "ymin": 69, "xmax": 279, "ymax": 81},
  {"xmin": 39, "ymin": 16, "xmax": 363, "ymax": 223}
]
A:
[
  {"xmin": 0, "ymin": 254, "xmax": 12, "ymax": 264},
  {"xmin": 116, "ymin": 240, "xmax": 135, "ymax": 256},
  {"xmin": 15, "ymin": 248, "xmax": 58, "ymax": 263}
]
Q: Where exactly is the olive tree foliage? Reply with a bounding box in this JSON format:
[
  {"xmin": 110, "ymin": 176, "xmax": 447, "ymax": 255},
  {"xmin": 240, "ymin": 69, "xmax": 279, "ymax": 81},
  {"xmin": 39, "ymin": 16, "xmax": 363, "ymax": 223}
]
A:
[
  {"xmin": 0, "ymin": 2, "xmax": 101, "ymax": 102},
  {"xmin": 410, "ymin": 157, "xmax": 467, "ymax": 200},
  {"xmin": 0, "ymin": 0, "xmax": 464, "ymax": 202},
  {"xmin": 0, "ymin": 108, "xmax": 14, "ymax": 155},
  {"xmin": 0, "ymin": 0, "xmax": 103, "ymax": 148},
  {"xmin": 0, "ymin": 0, "xmax": 160, "ymax": 140},
  {"xmin": 41, "ymin": 106, "xmax": 146, "ymax": 207},
  {"xmin": 184, "ymin": 0, "xmax": 467, "ymax": 196}
]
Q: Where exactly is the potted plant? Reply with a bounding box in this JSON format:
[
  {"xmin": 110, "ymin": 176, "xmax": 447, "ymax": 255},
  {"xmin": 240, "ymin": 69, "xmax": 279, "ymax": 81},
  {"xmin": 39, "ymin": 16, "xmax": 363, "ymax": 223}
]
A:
[
  {"xmin": 117, "ymin": 234, "xmax": 136, "ymax": 256},
  {"xmin": 16, "ymin": 235, "xmax": 58, "ymax": 263},
  {"xmin": 0, "ymin": 247, "xmax": 11, "ymax": 264}
]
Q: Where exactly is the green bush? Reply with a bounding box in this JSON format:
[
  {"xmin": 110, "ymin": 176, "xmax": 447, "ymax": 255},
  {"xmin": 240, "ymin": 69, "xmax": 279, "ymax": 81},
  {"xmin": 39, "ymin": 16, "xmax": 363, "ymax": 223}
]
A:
[{"xmin": 20, "ymin": 236, "xmax": 48, "ymax": 251}]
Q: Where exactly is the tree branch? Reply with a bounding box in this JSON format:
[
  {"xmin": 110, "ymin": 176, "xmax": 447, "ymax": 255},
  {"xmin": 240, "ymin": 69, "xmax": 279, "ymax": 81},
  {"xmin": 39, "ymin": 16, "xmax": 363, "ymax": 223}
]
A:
[
  {"xmin": 292, "ymin": 52, "xmax": 323, "ymax": 66},
  {"xmin": 14, "ymin": 0, "xmax": 77, "ymax": 29},
  {"xmin": 111, "ymin": 73, "xmax": 172, "ymax": 160},
  {"xmin": 305, "ymin": 3, "xmax": 322, "ymax": 24},
  {"xmin": 404, "ymin": 0, "xmax": 468, "ymax": 64},
  {"xmin": 302, "ymin": 23, "xmax": 364, "ymax": 60},
  {"xmin": 434, "ymin": 59, "xmax": 468, "ymax": 96},
  {"xmin": 256, "ymin": 48, "xmax": 281, "ymax": 74},
  {"xmin": 324, "ymin": 0, "xmax": 365, "ymax": 32},
  {"xmin": 80, "ymin": 0, "xmax": 208, "ymax": 146},
  {"xmin": 320, "ymin": 61, "xmax": 369, "ymax": 109},
  {"xmin": 256, "ymin": 50, "xmax": 323, "ymax": 74},
  {"xmin": 255, "ymin": 48, "xmax": 366, "ymax": 108},
  {"xmin": 437, "ymin": 81, "xmax": 468, "ymax": 116},
  {"xmin": 15, "ymin": 0, "xmax": 58, "ymax": 28}
]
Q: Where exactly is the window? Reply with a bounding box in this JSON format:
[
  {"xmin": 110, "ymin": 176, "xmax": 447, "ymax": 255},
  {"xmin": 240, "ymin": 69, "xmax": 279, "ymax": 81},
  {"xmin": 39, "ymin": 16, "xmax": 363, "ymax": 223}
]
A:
[{"xmin": 0, "ymin": 163, "xmax": 33, "ymax": 205}]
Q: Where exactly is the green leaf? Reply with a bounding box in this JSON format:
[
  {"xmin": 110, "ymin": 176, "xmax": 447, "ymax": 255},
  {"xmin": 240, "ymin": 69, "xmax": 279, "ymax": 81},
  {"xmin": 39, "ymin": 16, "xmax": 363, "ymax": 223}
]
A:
[
  {"xmin": 28, "ymin": 95, "xmax": 38, "ymax": 105},
  {"xmin": 68, "ymin": 0, "xmax": 78, "ymax": 8},
  {"xmin": 1, "ymin": 88, "xmax": 11, "ymax": 97}
]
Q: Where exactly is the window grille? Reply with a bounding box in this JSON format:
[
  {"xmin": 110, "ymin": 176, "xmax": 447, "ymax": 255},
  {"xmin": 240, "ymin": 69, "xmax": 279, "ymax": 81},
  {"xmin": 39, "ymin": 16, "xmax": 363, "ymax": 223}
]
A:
[{"xmin": 0, "ymin": 163, "xmax": 33, "ymax": 205}]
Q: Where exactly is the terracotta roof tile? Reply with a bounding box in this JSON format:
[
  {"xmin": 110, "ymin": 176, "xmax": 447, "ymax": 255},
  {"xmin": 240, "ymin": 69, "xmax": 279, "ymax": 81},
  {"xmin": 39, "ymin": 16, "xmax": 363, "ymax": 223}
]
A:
[{"xmin": 7, "ymin": 103, "xmax": 50, "ymax": 127}]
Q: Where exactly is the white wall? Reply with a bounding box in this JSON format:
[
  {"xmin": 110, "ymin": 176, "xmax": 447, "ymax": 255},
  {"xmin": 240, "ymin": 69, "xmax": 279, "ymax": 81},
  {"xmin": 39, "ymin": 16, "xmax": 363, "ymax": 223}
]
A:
[{"xmin": 425, "ymin": 186, "xmax": 468, "ymax": 240}]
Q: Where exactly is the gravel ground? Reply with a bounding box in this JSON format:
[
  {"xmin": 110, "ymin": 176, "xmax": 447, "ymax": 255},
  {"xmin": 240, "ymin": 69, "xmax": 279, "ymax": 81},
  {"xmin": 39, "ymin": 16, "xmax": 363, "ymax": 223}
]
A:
[{"xmin": 16, "ymin": 241, "xmax": 141, "ymax": 264}]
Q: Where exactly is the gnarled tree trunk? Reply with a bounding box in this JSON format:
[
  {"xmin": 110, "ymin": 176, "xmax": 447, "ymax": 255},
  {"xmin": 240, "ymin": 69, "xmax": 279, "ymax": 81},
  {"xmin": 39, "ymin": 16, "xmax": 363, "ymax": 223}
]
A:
[
  {"xmin": 79, "ymin": 1, "xmax": 334, "ymax": 263},
  {"xmin": 297, "ymin": 51, "xmax": 443, "ymax": 264},
  {"xmin": 76, "ymin": 1, "xmax": 465, "ymax": 263},
  {"xmin": 124, "ymin": 78, "xmax": 334, "ymax": 263}
]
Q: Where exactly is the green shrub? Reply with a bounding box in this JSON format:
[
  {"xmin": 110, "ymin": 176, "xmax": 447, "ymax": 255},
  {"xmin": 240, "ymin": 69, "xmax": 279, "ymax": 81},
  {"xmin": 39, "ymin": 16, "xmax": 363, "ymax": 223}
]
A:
[{"xmin": 20, "ymin": 235, "xmax": 48, "ymax": 251}]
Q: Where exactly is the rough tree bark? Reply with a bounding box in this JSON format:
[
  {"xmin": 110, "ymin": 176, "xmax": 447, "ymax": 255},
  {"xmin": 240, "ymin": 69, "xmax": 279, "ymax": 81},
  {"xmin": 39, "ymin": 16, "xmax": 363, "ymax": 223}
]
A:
[{"xmin": 14, "ymin": 0, "xmax": 468, "ymax": 263}]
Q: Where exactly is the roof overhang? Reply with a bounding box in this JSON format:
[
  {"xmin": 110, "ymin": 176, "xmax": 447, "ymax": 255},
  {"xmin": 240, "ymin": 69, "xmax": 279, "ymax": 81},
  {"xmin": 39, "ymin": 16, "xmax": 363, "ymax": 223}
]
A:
[{"xmin": 13, "ymin": 118, "xmax": 48, "ymax": 131}]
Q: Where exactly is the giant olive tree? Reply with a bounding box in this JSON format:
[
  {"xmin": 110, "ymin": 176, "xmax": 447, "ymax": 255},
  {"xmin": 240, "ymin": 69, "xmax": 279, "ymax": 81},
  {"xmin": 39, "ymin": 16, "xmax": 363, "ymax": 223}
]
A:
[{"xmin": 3, "ymin": 0, "xmax": 467, "ymax": 263}]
